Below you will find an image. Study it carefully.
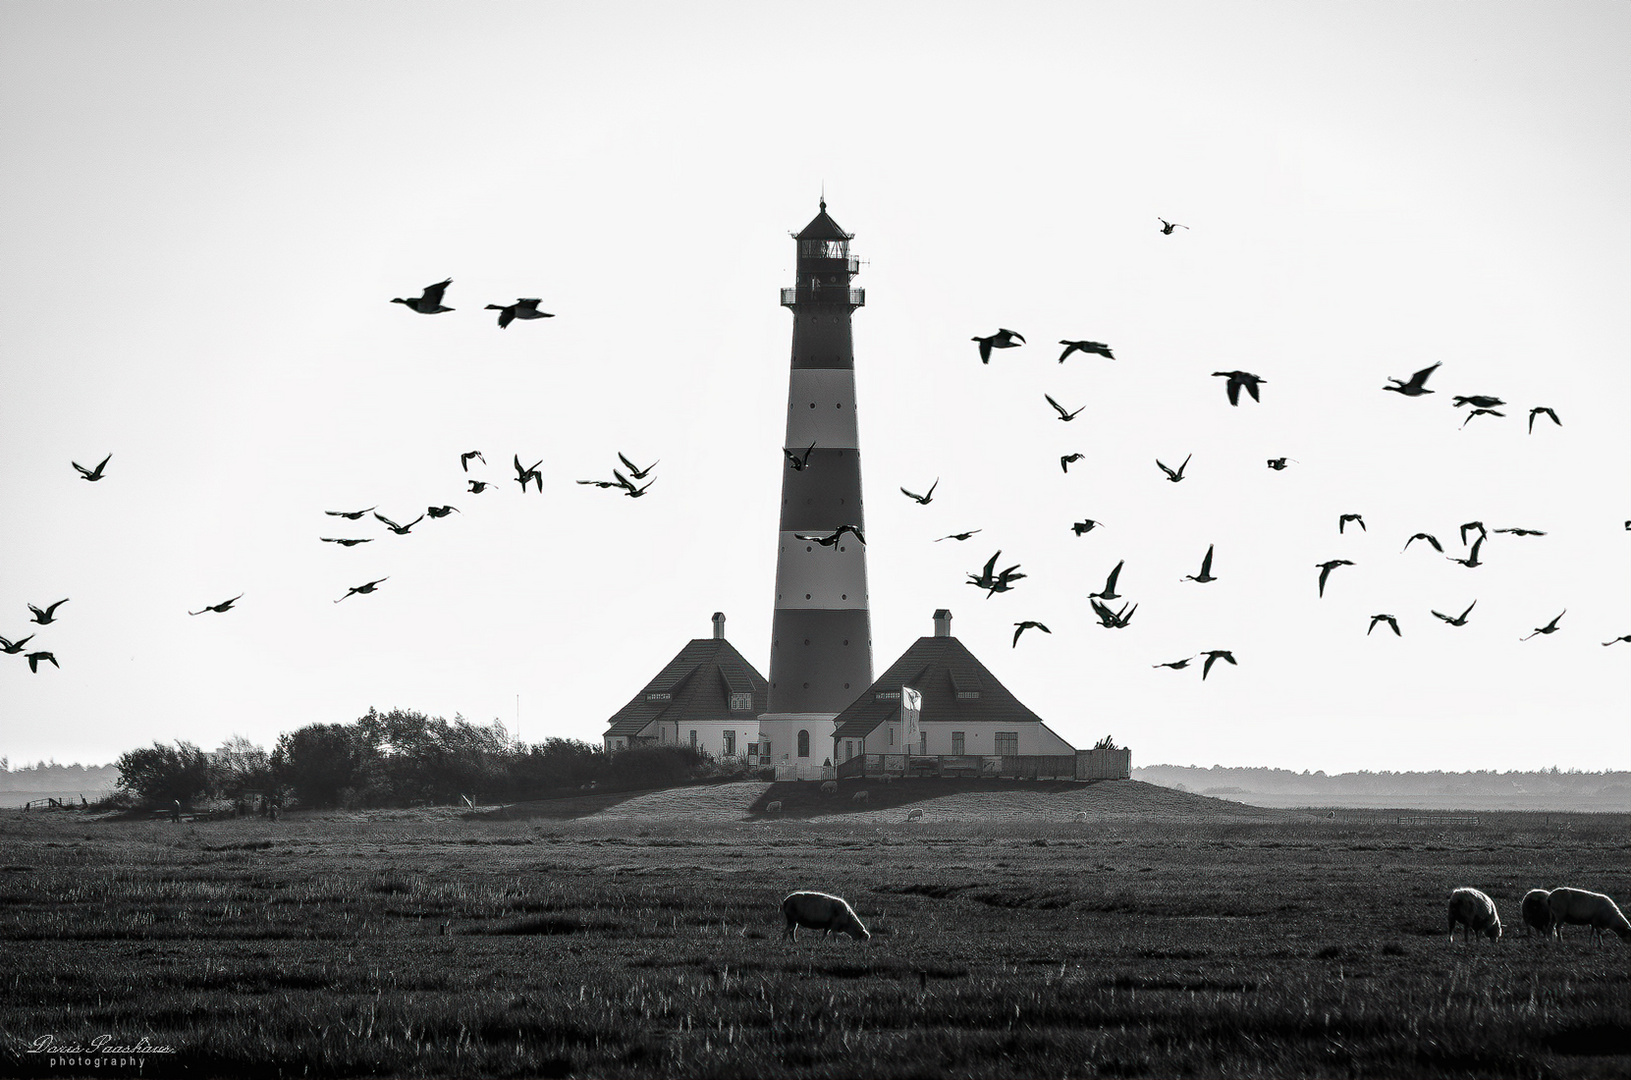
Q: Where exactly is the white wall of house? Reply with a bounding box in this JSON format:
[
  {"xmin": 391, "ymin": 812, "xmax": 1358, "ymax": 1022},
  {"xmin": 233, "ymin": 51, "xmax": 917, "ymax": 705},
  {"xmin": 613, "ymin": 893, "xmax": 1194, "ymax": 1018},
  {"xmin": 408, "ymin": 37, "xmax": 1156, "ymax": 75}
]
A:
[
  {"xmin": 853, "ymin": 721, "xmax": 1075, "ymax": 758},
  {"xmin": 658, "ymin": 718, "xmax": 761, "ymax": 758},
  {"xmin": 756, "ymin": 715, "xmax": 837, "ymax": 765}
]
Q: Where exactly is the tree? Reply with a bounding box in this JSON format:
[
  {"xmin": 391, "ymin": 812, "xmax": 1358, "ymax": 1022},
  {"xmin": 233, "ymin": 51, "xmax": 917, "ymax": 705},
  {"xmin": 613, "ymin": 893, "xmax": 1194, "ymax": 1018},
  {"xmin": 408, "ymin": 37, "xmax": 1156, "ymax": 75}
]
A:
[
  {"xmin": 208, "ymin": 735, "xmax": 272, "ymax": 799},
  {"xmin": 273, "ymin": 723, "xmax": 377, "ymax": 807},
  {"xmin": 1093, "ymin": 735, "xmax": 1120, "ymax": 750},
  {"xmin": 114, "ymin": 741, "xmax": 211, "ymax": 807}
]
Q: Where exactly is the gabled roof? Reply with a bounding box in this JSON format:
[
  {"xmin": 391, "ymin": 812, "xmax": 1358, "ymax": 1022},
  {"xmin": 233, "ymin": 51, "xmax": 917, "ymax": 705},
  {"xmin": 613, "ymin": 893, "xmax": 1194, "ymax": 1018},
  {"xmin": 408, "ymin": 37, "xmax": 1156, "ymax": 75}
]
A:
[
  {"xmin": 795, "ymin": 201, "xmax": 853, "ymax": 241},
  {"xmin": 604, "ymin": 638, "xmax": 769, "ymax": 738},
  {"xmin": 832, "ymin": 635, "xmax": 1047, "ymax": 739}
]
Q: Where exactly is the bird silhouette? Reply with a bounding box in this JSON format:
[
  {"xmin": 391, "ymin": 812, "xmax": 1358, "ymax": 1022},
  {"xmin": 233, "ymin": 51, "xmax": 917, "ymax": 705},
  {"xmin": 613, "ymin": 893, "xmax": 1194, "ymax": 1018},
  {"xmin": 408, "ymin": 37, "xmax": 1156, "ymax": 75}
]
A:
[
  {"xmin": 617, "ymin": 453, "xmax": 658, "ymax": 480},
  {"xmin": 797, "ymin": 524, "xmax": 865, "ymax": 549},
  {"xmin": 622, "ymin": 478, "xmax": 655, "ymax": 498},
  {"xmin": 1493, "ymin": 527, "xmax": 1545, "ymax": 537},
  {"xmin": 1044, "ymin": 394, "xmax": 1084, "ymax": 422},
  {"xmin": 189, "ymin": 593, "xmax": 243, "ymax": 616},
  {"xmin": 1012, "ymin": 621, "xmax": 1051, "ymax": 647},
  {"xmin": 576, "ymin": 478, "xmax": 623, "ymax": 489},
  {"xmin": 1058, "ymin": 340, "xmax": 1114, "ymax": 362},
  {"xmin": 335, "ymin": 578, "xmax": 388, "ymax": 603},
  {"xmin": 1403, "ymin": 533, "xmax": 1443, "ymax": 553},
  {"xmin": 1430, "ymin": 601, "xmax": 1476, "ymax": 627},
  {"xmin": 1368, "ymin": 614, "xmax": 1401, "ymax": 637},
  {"xmin": 984, "ymin": 570, "xmax": 1027, "ymax": 598},
  {"xmin": 460, "ymin": 451, "xmax": 485, "ymax": 472},
  {"xmin": 513, "ymin": 455, "xmax": 543, "ymax": 493},
  {"xmin": 1212, "ymin": 370, "xmax": 1266, "ymax": 406},
  {"xmin": 785, "ymin": 441, "xmax": 816, "ymax": 471},
  {"xmin": 25, "ymin": 651, "xmax": 58, "ymax": 673},
  {"xmin": 27, "ymin": 599, "xmax": 69, "ymax": 625},
  {"xmin": 320, "ymin": 537, "xmax": 372, "ymax": 546},
  {"xmin": 1528, "ymin": 407, "xmax": 1560, "ymax": 433},
  {"xmin": 1452, "ymin": 395, "xmax": 1505, "ymax": 409},
  {"xmin": 1060, "ymin": 453, "xmax": 1085, "ymax": 473},
  {"xmin": 1158, "ymin": 218, "xmax": 1188, "ymax": 235},
  {"xmin": 1156, "ymin": 454, "xmax": 1192, "ymax": 483},
  {"xmin": 1089, "ymin": 598, "xmax": 1137, "ymax": 628},
  {"xmin": 485, "ymin": 298, "xmax": 553, "ymax": 328},
  {"xmin": 900, "ymin": 479, "xmax": 939, "ymax": 505},
  {"xmin": 1071, "ymin": 519, "xmax": 1104, "ymax": 536},
  {"xmin": 936, "ymin": 530, "xmax": 982, "ymax": 542},
  {"xmin": 467, "ymin": 480, "xmax": 496, "ymax": 494},
  {"xmin": 72, "ymin": 454, "xmax": 112, "ymax": 482},
  {"xmin": 967, "ymin": 551, "xmax": 1004, "ymax": 591},
  {"xmin": 391, "ymin": 278, "xmax": 453, "ymax": 314},
  {"xmin": 1602, "ymin": 634, "xmax": 1631, "ymax": 647},
  {"xmin": 374, "ymin": 512, "xmax": 425, "ymax": 535},
  {"xmin": 1383, "ymin": 362, "xmax": 1440, "ymax": 397},
  {"xmin": 1153, "ymin": 657, "xmax": 1193, "ymax": 670},
  {"xmin": 1315, "ymin": 560, "xmax": 1352, "ymax": 598},
  {"xmin": 325, "ymin": 507, "xmax": 376, "ymax": 520},
  {"xmin": 1460, "ymin": 407, "xmax": 1505, "ymax": 428},
  {"xmin": 0, "ymin": 634, "xmax": 35, "ymax": 654},
  {"xmin": 1520, "ymin": 611, "xmax": 1565, "ymax": 641},
  {"xmin": 1199, "ymin": 650, "xmax": 1236, "ymax": 679},
  {"xmin": 1339, "ymin": 513, "xmax": 1366, "ymax": 534},
  {"xmin": 425, "ymin": 505, "xmax": 459, "ymax": 519},
  {"xmin": 972, "ymin": 328, "xmax": 1025, "ymax": 364},
  {"xmin": 1089, "ymin": 560, "xmax": 1125, "ymax": 600},
  {"xmin": 1448, "ymin": 535, "xmax": 1486, "ymax": 568},
  {"xmin": 1183, "ymin": 544, "xmax": 1217, "ymax": 583},
  {"xmin": 1459, "ymin": 521, "xmax": 1487, "ymax": 546},
  {"xmin": 1266, "ymin": 457, "xmax": 1296, "ymax": 471}
]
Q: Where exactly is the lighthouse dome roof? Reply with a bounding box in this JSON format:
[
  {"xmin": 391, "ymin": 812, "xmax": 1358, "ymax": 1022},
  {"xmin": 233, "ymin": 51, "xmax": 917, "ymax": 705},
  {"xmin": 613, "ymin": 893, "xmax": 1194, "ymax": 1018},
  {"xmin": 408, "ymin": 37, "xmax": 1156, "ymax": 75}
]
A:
[{"xmin": 795, "ymin": 200, "xmax": 853, "ymax": 241}]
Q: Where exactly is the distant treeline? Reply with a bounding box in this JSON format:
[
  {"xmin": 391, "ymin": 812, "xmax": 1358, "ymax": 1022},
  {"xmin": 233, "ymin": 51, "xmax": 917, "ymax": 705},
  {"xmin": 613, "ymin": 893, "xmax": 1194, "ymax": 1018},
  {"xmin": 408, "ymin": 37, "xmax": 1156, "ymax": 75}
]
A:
[
  {"xmin": 0, "ymin": 760, "xmax": 120, "ymax": 792},
  {"xmin": 1134, "ymin": 764, "xmax": 1630, "ymax": 800},
  {"xmin": 102, "ymin": 708, "xmax": 741, "ymax": 810}
]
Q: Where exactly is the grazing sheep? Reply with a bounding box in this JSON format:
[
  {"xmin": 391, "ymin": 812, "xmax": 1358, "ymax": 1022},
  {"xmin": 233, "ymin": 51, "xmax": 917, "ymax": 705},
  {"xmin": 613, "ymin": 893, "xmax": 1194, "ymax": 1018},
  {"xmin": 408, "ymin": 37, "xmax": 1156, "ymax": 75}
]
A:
[
  {"xmin": 765, "ymin": 801, "xmax": 783, "ymax": 813},
  {"xmin": 1447, "ymin": 887, "xmax": 1502, "ymax": 943},
  {"xmin": 905, "ymin": 808, "xmax": 923, "ymax": 822},
  {"xmin": 1547, "ymin": 887, "xmax": 1631, "ymax": 943},
  {"xmin": 782, "ymin": 891, "xmax": 870, "ymax": 943},
  {"xmin": 821, "ymin": 780, "xmax": 838, "ymax": 796},
  {"xmin": 853, "ymin": 790, "xmax": 869, "ymax": 804},
  {"xmin": 1521, "ymin": 889, "xmax": 1552, "ymax": 938}
]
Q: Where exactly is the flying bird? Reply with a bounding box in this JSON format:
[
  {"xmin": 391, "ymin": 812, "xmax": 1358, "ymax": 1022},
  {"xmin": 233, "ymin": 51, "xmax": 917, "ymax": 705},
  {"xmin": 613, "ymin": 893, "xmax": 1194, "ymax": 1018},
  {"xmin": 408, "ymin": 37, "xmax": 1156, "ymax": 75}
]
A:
[
  {"xmin": 0, "ymin": 634, "xmax": 35, "ymax": 654},
  {"xmin": 1212, "ymin": 370, "xmax": 1265, "ymax": 406},
  {"xmin": 1402, "ymin": 533, "xmax": 1442, "ymax": 553},
  {"xmin": 967, "ymin": 551, "xmax": 1004, "ymax": 592},
  {"xmin": 1602, "ymin": 635, "xmax": 1631, "ymax": 647},
  {"xmin": 1383, "ymin": 362, "xmax": 1440, "ymax": 397},
  {"xmin": 72, "ymin": 454, "xmax": 112, "ymax": 482},
  {"xmin": 1157, "ymin": 218, "xmax": 1188, "ymax": 235},
  {"xmin": 1519, "ymin": 611, "xmax": 1565, "ymax": 641},
  {"xmin": 1071, "ymin": 519, "xmax": 1104, "ymax": 536},
  {"xmin": 900, "ymin": 479, "xmax": 939, "ymax": 505},
  {"xmin": 27, "ymin": 599, "xmax": 69, "ymax": 625},
  {"xmin": 1493, "ymin": 527, "xmax": 1545, "ymax": 537},
  {"xmin": 460, "ymin": 451, "xmax": 485, "ymax": 472},
  {"xmin": 1199, "ymin": 650, "xmax": 1236, "ymax": 680},
  {"xmin": 25, "ymin": 651, "xmax": 58, "ymax": 673},
  {"xmin": 467, "ymin": 480, "xmax": 496, "ymax": 494},
  {"xmin": 1043, "ymin": 393, "xmax": 1085, "ymax": 422},
  {"xmin": 484, "ymin": 298, "xmax": 553, "ymax": 329},
  {"xmin": 1367, "ymin": 614, "xmax": 1401, "ymax": 637},
  {"xmin": 425, "ymin": 505, "xmax": 459, "ymax": 519},
  {"xmin": 1156, "ymin": 454, "xmax": 1191, "ymax": 483},
  {"xmin": 189, "ymin": 594, "xmax": 243, "ymax": 616},
  {"xmin": 936, "ymin": 530, "xmax": 982, "ymax": 542},
  {"xmin": 391, "ymin": 278, "xmax": 453, "ymax": 314},
  {"xmin": 785, "ymin": 441, "xmax": 816, "ymax": 471},
  {"xmin": 1430, "ymin": 601, "xmax": 1476, "ymax": 627},
  {"xmin": 972, "ymin": 328, "xmax": 1024, "ymax": 364},
  {"xmin": 1089, "ymin": 560, "xmax": 1125, "ymax": 600},
  {"xmin": 335, "ymin": 578, "xmax": 389, "ymax": 603},
  {"xmin": 320, "ymin": 537, "xmax": 372, "ymax": 547},
  {"xmin": 1060, "ymin": 453, "xmax": 1085, "ymax": 473},
  {"xmin": 797, "ymin": 524, "xmax": 865, "ymax": 549},
  {"xmin": 1058, "ymin": 340, "xmax": 1114, "ymax": 362},
  {"xmin": 1460, "ymin": 407, "xmax": 1505, "ymax": 428},
  {"xmin": 1266, "ymin": 457, "xmax": 1296, "ymax": 471},
  {"xmin": 1528, "ymin": 406, "xmax": 1560, "ymax": 433},
  {"xmin": 1089, "ymin": 598, "xmax": 1136, "ymax": 628},
  {"xmin": 576, "ymin": 478, "xmax": 624, "ymax": 489},
  {"xmin": 985, "ymin": 565, "xmax": 1027, "ymax": 597},
  {"xmin": 1448, "ymin": 535, "xmax": 1486, "ymax": 568},
  {"xmin": 1339, "ymin": 513, "xmax": 1366, "ymax": 534},
  {"xmin": 622, "ymin": 478, "xmax": 655, "ymax": 498},
  {"xmin": 617, "ymin": 453, "xmax": 658, "ymax": 480},
  {"xmin": 1012, "ymin": 621, "xmax": 1051, "ymax": 647},
  {"xmin": 1459, "ymin": 521, "xmax": 1487, "ymax": 546},
  {"xmin": 1182, "ymin": 544, "xmax": 1217, "ymax": 583},
  {"xmin": 1452, "ymin": 395, "xmax": 1505, "ymax": 410},
  {"xmin": 325, "ymin": 507, "xmax": 375, "ymax": 520},
  {"xmin": 513, "ymin": 455, "xmax": 543, "ymax": 493},
  {"xmin": 1315, "ymin": 560, "xmax": 1352, "ymax": 598},
  {"xmin": 374, "ymin": 512, "xmax": 425, "ymax": 535},
  {"xmin": 1153, "ymin": 657, "xmax": 1193, "ymax": 670}
]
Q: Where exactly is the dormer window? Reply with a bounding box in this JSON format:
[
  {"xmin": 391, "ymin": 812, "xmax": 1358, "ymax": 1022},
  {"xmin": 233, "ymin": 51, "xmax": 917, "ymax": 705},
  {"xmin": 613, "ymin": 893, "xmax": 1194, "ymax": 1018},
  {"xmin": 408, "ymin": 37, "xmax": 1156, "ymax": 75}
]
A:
[
  {"xmin": 956, "ymin": 691, "xmax": 981, "ymax": 700},
  {"xmin": 729, "ymin": 692, "xmax": 753, "ymax": 711},
  {"xmin": 645, "ymin": 692, "xmax": 671, "ymax": 702},
  {"xmin": 874, "ymin": 691, "xmax": 900, "ymax": 702}
]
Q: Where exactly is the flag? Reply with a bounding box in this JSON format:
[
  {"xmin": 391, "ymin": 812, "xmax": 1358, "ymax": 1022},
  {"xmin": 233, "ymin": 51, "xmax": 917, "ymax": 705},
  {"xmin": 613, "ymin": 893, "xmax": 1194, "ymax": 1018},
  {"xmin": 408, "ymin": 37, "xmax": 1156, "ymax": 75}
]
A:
[{"xmin": 902, "ymin": 686, "xmax": 921, "ymax": 753}]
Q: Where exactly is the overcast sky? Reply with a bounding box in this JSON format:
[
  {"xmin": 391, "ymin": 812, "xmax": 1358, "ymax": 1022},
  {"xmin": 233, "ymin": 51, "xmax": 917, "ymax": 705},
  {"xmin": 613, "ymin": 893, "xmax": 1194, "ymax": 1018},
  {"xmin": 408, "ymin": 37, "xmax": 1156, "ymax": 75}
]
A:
[{"xmin": 2, "ymin": 1, "xmax": 1627, "ymax": 773}]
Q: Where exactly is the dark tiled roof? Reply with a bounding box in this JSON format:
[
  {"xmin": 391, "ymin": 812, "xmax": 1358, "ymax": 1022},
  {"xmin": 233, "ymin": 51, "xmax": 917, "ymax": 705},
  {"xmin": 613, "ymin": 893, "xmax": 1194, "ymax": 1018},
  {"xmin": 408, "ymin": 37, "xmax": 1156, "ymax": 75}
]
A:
[
  {"xmin": 832, "ymin": 636, "xmax": 1046, "ymax": 739},
  {"xmin": 604, "ymin": 638, "xmax": 769, "ymax": 737},
  {"xmin": 795, "ymin": 204, "xmax": 853, "ymax": 241}
]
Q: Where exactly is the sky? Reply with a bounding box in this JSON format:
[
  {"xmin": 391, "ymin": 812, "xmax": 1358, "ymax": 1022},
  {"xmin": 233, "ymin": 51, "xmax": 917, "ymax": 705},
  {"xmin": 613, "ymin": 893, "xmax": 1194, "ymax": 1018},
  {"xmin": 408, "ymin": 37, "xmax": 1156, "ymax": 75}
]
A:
[{"xmin": 2, "ymin": 1, "xmax": 1628, "ymax": 773}]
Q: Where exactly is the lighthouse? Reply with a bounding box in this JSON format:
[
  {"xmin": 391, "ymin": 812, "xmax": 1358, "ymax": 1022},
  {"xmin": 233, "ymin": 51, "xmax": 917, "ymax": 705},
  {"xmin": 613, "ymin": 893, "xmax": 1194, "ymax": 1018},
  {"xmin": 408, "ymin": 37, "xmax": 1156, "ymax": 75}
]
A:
[{"xmin": 756, "ymin": 201, "xmax": 874, "ymax": 772}]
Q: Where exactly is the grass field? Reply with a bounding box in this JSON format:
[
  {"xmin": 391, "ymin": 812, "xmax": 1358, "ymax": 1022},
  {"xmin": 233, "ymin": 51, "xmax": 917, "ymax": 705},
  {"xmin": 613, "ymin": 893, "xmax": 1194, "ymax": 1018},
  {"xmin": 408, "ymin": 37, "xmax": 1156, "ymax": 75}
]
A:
[{"xmin": 1, "ymin": 780, "xmax": 1627, "ymax": 1078}]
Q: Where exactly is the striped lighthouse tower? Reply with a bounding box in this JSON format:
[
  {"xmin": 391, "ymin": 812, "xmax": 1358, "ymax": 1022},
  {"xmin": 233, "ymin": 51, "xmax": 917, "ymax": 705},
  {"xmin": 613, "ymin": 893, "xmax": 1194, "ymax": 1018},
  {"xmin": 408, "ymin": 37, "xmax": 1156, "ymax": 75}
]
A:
[{"xmin": 757, "ymin": 201, "xmax": 873, "ymax": 773}]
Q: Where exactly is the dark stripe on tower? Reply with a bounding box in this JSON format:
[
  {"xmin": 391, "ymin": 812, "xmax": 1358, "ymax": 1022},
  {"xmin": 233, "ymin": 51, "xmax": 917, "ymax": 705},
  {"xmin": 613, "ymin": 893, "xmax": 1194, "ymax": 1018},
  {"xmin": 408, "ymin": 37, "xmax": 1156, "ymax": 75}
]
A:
[
  {"xmin": 779, "ymin": 449, "xmax": 863, "ymax": 531},
  {"xmin": 768, "ymin": 609, "xmax": 873, "ymax": 714}
]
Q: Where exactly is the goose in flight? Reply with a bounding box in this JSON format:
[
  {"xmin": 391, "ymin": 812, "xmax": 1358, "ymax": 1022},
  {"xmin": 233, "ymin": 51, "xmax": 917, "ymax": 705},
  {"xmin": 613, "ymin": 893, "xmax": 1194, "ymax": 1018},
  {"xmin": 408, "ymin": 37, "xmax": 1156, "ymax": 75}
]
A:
[
  {"xmin": 72, "ymin": 454, "xmax": 112, "ymax": 482},
  {"xmin": 1459, "ymin": 521, "xmax": 1487, "ymax": 546},
  {"xmin": 335, "ymin": 577, "xmax": 389, "ymax": 603},
  {"xmin": 785, "ymin": 441, "xmax": 816, "ymax": 471},
  {"xmin": 25, "ymin": 651, "xmax": 58, "ymax": 673},
  {"xmin": 1367, "ymin": 614, "xmax": 1401, "ymax": 637},
  {"xmin": 936, "ymin": 530, "xmax": 982, "ymax": 542},
  {"xmin": 1153, "ymin": 657, "xmax": 1193, "ymax": 670},
  {"xmin": 1071, "ymin": 519, "xmax": 1103, "ymax": 536},
  {"xmin": 1520, "ymin": 611, "xmax": 1565, "ymax": 641},
  {"xmin": 1183, "ymin": 544, "xmax": 1217, "ymax": 583},
  {"xmin": 1012, "ymin": 621, "xmax": 1051, "ymax": 647},
  {"xmin": 1603, "ymin": 634, "xmax": 1631, "ymax": 647},
  {"xmin": 325, "ymin": 507, "xmax": 375, "ymax": 520},
  {"xmin": 1212, "ymin": 370, "xmax": 1266, "ymax": 406},
  {"xmin": 391, "ymin": 278, "xmax": 453, "ymax": 314},
  {"xmin": 1315, "ymin": 560, "xmax": 1352, "ymax": 598},
  {"xmin": 1060, "ymin": 453, "xmax": 1085, "ymax": 473},
  {"xmin": 1460, "ymin": 407, "xmax": 1505, "ymax": 428},
  {"xmin": 972, "ymin": 328, "xmax": 1024, "ymax": 364},
  {"xmin": 1156, "ymin": 454, "xmax": 1191, "ymax": 483},
  {"xmin": 467, "ymin": 480, "xmax": 496, "ymax": 494},
  {"xmin": 1089, "ymin": 560, "xmax": 1125, "ymax": 600},
  {"xmin": 189, "ymin": 593, "xmax": 243, "ymax": 616},
  {"xmin": 618, "ymin": 453, "xmax": 658, "ymax": 480},
  {"xmin": 1199, "ymin": 650, "xmax": 1236, "ymax": 679},
  {"xmin": 900, "ymin": 479, "xmax": 939, "ymax": 505},
  {"xmin": 1058, "ymin": 340, "xmax": 1114, "ymax": 362},
  {"xmin": 1266, "ymin": 457, "xmax": 1296, "ymax": 471},
  {"xmin": 320, "ymin": 537, "xmax": 372, "ymax": 547},
  {"xmin": 485, "ymin": 298, "xmax": 553, "ymax": 328},
  {"xmin": 374, "ymin": 512, "xmax": 425, "ymax": 535},
  {"xmin": 1090, "ymin": 598, "xmax": 1136, "ymax": 628},
  {"xmin": 797, "ymin": 524, "xmax": 865, "ymax": 549},
  {"xmin": 1493, "ymin": 527, "xmax": 1544, "ymax": 537},
  {"xmin": 967, "ymin": 551, "xmax": 1003, "ymax": 591},
  {"xmin": 1158, "ymin": 218, "xmax": 1188, "ymax": 235},
  {"xmin": 1452, "ymin": 395, "xmax": 1505, "ymax": 410},
  {"xmin": 1383, "ymin": 362, "xmax": 1440, "ymax": 397},
  {"xmin": 28, "ymin": 599, "xmax": 69, "ymax": 625},
  {"xmin": 1448, "ymin": 535, "xmax": 1486, "ymax": 568},
  {"xmin": 985, "ymin": 564, "xmax": 1027, "ymax": 597},
  {"xmin": 425, "ymin": 505, "xmax": 459, "ymax": 519},
  {"xmin": 1045, "ymin": 394, "xmax": 1085, "ymax": 422},
  {"xmin": 460, "ymin": 451, "xmax": 485, "ymax": 472},
  {"xmin": 513, "ymin": 455, "xmax": 543, "ymax": 493},
  {"xmin": 622, "ymin": 477, "xmax": 655, "ymax": 498},
  {"xmin": 1403, "ymin": 533, "xmax": 1442, "ymax": 553},
  {"xmin": 576, "ymin": 478, "xmax": 624, "ymax": 489},
  {"xmin": 1528, "ymin": 406, "xmax": 1560, "ymax": 433},
  {"xmin": 0, "ymin": 634, "xmax": 35, "ymax": 654},
  {"xmin": 1430, "ymin": 601, "xmax": 1476, "ymax": 627},
  {"xmin": 1339, "ymin": 513, "xmax": 1366, "ymax": 534}
]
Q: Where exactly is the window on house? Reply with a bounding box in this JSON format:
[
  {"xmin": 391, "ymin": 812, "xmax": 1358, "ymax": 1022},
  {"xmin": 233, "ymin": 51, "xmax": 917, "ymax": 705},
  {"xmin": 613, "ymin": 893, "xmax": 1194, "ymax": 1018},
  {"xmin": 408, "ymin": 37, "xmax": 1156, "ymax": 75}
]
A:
[
  {"xmin": 646, "ymin": 692, "xmax": 671, "ymax": 702},
  {"xmin": 951, "ymin": 732, "xmax": 965, "ymax": 755},
  {"xmin": 844, "ymin": 740, "xmax": 854, "ymax": 761},
  {"xmin": 995, "ymin": 732, "xmax": 1019, "ymax": 756},
  {"xmin": 956, "ymin": 691, "xmax": 980, "ymax": 700},
  {"xmin": 919, "ymin": 733, "xmax": 927, "ymax": 755},
  {"xmin": 730, "ymin": 692, "xmax": 752, "ymax": 711},
  {"xmin": 688, "ymin": 730, "xmax": 697, "ymax": 748},
  {"xmin": 762, "ymin": 739, "xmax": 772, "ymax": 758},
  {"xmin": 723, "ymin": 731, "xmax": 736, "ymax": 756},
  {"xmin": 874, "ymin": 691, "xmax": 900, "ymax": 702},
  {"xmin": 797, "ymin": 730, "xmax": 810, "ymax": 758},
  {"xmin": 888, "ymin": 727, "xmax": 894, "ymax": 746}
]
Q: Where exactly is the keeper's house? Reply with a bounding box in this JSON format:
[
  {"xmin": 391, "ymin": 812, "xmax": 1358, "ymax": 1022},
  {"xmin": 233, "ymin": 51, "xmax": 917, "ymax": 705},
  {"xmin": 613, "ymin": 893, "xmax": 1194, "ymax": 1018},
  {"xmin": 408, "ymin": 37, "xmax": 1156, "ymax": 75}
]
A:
[
  {"xmin": 831, "ymin": 609, "xmax": 1087, "ymax": 778},
  {"xmin": 602, "ymin": 613, "xmax": 767, "ymax": 760}
]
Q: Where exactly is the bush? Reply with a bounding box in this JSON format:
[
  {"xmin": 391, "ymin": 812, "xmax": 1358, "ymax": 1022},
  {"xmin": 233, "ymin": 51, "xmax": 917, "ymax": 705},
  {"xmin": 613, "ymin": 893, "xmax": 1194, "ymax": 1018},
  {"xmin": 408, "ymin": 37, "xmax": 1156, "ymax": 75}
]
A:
[
  {"xmin": 273, "ymin": 723, "xmax": 378, "ymax": 808},
  {"xmin": 114, "ymin": 741, "xmax": 211, "ymax": 807}
]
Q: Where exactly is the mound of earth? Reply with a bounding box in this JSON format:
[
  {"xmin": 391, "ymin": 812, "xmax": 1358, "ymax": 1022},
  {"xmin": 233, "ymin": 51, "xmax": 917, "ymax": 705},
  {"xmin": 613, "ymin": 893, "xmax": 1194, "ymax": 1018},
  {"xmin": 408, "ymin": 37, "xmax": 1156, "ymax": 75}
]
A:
[{"xmin": 766, "ymin": 778, "xmax": 1297, "ymax": 822}]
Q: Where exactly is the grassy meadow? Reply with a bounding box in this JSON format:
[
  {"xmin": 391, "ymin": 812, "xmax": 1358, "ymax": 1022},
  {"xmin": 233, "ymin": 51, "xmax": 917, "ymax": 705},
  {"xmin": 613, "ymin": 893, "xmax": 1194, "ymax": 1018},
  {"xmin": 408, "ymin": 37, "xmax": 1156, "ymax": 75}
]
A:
[{"xmin": 1, "ymin": 788, "xmax": 1627, "ymax": 1078}]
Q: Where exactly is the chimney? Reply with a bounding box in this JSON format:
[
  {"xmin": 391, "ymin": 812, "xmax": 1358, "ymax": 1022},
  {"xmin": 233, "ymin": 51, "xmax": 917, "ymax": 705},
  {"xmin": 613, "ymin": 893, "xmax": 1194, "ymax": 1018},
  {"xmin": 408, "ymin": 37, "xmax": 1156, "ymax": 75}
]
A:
[
  {"xmin": 933, "ymin": 609, "xmax": 952, "ymax": 637},
  {"xmin": 712, "ymin": 612, "xmax": 726, "ymax": 640}
]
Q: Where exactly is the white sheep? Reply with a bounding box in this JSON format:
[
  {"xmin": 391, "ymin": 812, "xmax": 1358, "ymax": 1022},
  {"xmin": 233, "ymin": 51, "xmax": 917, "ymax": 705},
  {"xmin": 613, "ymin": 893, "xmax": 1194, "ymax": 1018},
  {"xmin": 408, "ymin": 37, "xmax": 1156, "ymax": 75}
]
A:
[
  {"xmin": 1546, "ymin": 887, "xmax": 1631, "ymax": 943},
  {"xmin": 782, "ymin": 891, "xmax": 870, "ymax": 942},
  {"xmin": 852, "ymin": 790, "xmax": 869, "ymax": 804},
  {"xmin": 1447, "ymin": 887, "xmax": 1501, "ymax": 943},
  {"xmin": 905, "ymin": 808, "xmax": 923, "ymax": 822},
  {"xmin": 820, "ymin": 780, "xmax": 837, "ymax": 796},
  {"xmin": 765, "ymin": 800, "xmax": 783, "ymax": 813}
]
